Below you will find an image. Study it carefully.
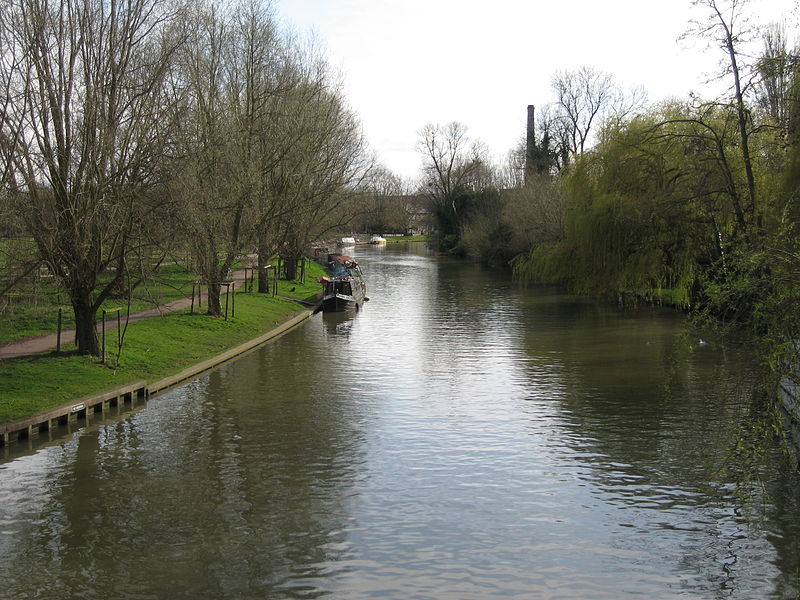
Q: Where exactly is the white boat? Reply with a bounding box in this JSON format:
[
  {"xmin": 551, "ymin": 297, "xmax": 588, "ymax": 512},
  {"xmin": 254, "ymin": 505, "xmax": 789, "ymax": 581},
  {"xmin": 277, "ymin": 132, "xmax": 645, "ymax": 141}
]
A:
[
  {"xmin": 339, "ymin": 236, "xmax": 356, "ymax": 247},
  {"xmin": 369, "ymin": 235, "xmax": 387, "ymax": 245}
]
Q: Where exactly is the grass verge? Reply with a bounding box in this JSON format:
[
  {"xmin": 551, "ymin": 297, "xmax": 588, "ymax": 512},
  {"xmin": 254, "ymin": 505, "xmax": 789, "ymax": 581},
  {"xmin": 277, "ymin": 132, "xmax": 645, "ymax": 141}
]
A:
[
  {"xmin": 0, "ymin": 263, "xmax": 201, "ymax": 345},
  {"xmin": 385, "ymin": 235, "xmax": 429, "ymax": 244},
  {"xmin": 0, "ymin": 262, "xmax": 326, "ymax": 424}
]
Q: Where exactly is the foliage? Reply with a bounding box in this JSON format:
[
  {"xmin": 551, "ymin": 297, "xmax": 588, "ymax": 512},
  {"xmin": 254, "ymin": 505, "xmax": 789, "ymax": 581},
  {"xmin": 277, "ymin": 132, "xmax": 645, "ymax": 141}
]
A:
[
  {"xmin": 417, "ymin": 122, "xmax": 492, "ymax": 242},
  {"xmin": 513, "ymin": 111, "xmax": 708, "ymax": 306},
  {"xmin": 0, "ymin": 0, "xmax": 185, "ymax": 354},
  {"xmin": 350, "ymin": 166, "xmax": 415, "ymax": 234}
]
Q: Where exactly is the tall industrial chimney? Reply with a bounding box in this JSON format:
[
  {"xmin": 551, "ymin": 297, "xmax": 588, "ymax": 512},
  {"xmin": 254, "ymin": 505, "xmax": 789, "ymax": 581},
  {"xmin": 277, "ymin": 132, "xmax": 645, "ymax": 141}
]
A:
[{"xmin": 525, "ymin": 104, "xmax": 535, "ymax": 184}]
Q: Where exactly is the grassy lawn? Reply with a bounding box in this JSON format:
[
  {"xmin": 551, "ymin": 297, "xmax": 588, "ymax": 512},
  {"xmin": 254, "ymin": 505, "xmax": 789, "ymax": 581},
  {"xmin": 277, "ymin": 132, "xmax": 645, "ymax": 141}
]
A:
[
  {"xmin": 0, "ymin": 260, "xmax": 327, "ymax": 424},
  {"xmin": 385, "ymin": 235, "xmax": 429, "ymax": 244},
  {"xmin": 0, "ymin": 262, "xmax": 202, "ymax": 345}
]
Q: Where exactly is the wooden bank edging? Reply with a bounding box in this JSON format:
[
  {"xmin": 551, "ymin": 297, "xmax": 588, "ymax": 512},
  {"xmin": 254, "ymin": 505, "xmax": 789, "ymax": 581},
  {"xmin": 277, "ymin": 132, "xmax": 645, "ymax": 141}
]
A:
[
  {"xmin": 0, "ymin": 308, "xmax": 315, "ymax": 448},
  {"xmin": 148, "ymin": 308, "xmax": 313, "ymax": 396},
  {"xmin": 0, "ymin": 380, "xmax": 148, "ymax": 446}
]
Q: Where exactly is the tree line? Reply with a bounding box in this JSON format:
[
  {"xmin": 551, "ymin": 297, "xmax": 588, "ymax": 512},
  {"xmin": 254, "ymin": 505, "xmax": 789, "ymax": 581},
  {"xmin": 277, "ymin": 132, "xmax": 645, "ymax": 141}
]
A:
[
  {"xmin": 0, "ymin": 0, "xmax": 371, "ymax": 355},
  {"xmin": 414, "ymin": 1, "xmax": 799, "ymax": 365}
]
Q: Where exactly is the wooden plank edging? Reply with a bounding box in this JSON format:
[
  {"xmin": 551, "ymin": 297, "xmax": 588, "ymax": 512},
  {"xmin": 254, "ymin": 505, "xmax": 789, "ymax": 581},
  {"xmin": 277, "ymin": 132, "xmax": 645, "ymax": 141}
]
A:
[
  {"xmin": 1, "ymin": 379, "xmax": 148, "ymax": 446},
  {"xmin": 1, "ymin": 307, "xmax": 316, "ymax": 447}
]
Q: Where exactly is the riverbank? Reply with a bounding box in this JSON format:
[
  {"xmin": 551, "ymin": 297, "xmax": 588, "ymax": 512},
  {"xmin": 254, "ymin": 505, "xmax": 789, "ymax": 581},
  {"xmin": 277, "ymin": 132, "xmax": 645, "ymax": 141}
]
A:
[
  {"xmin": 385, "ymin": 234, "xmax": 429, "ymax": 244},
  {"xmin": 0, "ymin": 271, "xmax": 325, "ymax": 428}
]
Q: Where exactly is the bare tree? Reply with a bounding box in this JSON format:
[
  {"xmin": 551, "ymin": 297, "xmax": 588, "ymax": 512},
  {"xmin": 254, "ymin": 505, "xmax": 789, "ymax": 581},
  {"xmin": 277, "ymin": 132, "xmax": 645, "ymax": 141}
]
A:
[
  {"xmin": 170, "ymin": 1, "xmax": 371, "ymax": 299},
  {"xmin": 549, "ymin": 66, "xmax": 646, "ymax": 165},
  {"xmin": 171, "ymin": 1, "xmax": 252, "ymax": 316},
  {"xmin": 269, "ymin": 79, "xmax": 371, "ymax": 279},
  {"xmin": 228, "ymin": 0, "xmax": 295, "ymax": 294},
  {"xmin": 687, "ymin": 0, "xmax": 759, "ymax": 230},
  {"xmin": 0, "ymin": 0, "xmax": 187, "ymax": 354},
  {"xmin": 552, "ymin": 66, "xmax": 619, "ymax": 157},
  {"xmin": 755, "ymin": 21, "xmax": 798, "ymax": 133},
  {"xmin": 417, "ymin": 121, "xmax": 488, "ymax": 235},
  {"xmin": 356, "ymin": 164, "xmax": 412, "ymax": 233}
]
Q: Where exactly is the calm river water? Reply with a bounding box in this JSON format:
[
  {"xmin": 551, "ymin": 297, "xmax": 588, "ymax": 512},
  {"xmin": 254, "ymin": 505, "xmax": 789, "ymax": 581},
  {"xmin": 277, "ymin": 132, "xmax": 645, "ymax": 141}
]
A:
[{"xmin": 1, "ymin": 244, "xmax": 799, "ymax": 599}]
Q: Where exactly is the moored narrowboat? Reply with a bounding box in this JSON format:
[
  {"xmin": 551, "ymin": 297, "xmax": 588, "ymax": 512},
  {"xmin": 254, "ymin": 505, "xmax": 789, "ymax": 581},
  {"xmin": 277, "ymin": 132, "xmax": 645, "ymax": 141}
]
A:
[{"xmin": 320, "ymin": 254, "xmax": 366, "ymax": 312}]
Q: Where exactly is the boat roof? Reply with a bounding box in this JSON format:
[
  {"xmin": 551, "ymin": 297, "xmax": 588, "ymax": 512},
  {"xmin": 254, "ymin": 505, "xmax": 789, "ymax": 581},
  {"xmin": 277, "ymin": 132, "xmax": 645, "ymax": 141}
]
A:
[{"xmin": 330, "ymin": 254, "xmax": 358, "ymax": 267}]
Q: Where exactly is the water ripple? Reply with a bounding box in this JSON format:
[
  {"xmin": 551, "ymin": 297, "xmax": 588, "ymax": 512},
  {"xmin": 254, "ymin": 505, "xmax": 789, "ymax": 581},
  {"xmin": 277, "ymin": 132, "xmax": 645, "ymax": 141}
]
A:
[{"xmin": 0, "ymin": 245, "xmax": 798, "ymax": 599}]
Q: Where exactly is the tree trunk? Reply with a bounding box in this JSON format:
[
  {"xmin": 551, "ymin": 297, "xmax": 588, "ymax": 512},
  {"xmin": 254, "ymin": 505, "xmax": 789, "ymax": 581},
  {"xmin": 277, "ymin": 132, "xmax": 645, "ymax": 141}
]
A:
[
  {"xmin": 283, "ymin": 255, "xmax": 298, "ymax": 281},
  {"xmin": 207, "ymin": 282, "xmax": 222, "ymax": 316},
  {"xmin": 73, "ymin": 297, "xmax": 100, "ymax": 356},
  {"xmin": 257, "ymin": 246, "xmax": 270, "ymax": 294}
]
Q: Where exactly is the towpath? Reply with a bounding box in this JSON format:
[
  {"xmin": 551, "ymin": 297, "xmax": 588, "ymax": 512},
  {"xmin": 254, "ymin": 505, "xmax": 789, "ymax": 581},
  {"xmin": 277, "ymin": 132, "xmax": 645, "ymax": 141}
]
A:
[{"xmin": 0, "ymin": 268, "xmax": 250, "ymax": 361}]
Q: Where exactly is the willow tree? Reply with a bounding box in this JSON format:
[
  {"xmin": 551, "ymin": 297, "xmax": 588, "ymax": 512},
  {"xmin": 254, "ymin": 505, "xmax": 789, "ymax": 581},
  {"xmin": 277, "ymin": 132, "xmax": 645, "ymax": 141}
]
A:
[
  {"xmin": 512, "ymin": 106, "xmax": 720, "ymax": 304},
  {"xmin": 268, "ymin": 77, "xmax": 371, "ymax": 280},
  {"xmin": 355, "ymin": 165, "xmax": 409, "ymax": 234},
  {"xmin": 0, "ymin": 0, "xmax": 186, "ymax": 354},
  {"xmin": 172, "ymin": 0, "xmax": 298, "ymax": 314},
  {"xmin": 171, "ymin": 1, "xmax": 249, "ymax": 317}
]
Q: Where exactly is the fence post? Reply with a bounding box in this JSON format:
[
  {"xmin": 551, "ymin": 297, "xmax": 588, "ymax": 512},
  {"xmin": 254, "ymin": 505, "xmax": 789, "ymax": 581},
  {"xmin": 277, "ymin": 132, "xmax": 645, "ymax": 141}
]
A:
[
  {"xmin": 101, "ymin": 309, "xmax": 106, "ymax": 364},
  {"xmin": 56, "ymin": 307, "xmax": 62, "ymax": 352}
]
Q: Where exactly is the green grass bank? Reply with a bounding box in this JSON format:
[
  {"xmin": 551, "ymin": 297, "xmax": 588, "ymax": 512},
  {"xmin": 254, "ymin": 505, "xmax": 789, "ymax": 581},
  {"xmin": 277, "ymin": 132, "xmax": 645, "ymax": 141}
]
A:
[
  {"xmin": 385, "ymin": 235, "xmax": 429, "ymax": 244},
  {"xmin": 1, "ymin": 263, "xmax": 212, "ymax": 345},
  {"xmin": 0, "ymin": 267, "xmax": 325, "ymax": 424}
]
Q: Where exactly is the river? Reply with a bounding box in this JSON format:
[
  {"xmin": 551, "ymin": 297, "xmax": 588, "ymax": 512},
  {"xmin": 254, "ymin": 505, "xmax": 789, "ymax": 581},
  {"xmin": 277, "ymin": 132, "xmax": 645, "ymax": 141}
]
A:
[{"xmin": 1, "ymin": 243, "xmax": 798, "ymax": 599}]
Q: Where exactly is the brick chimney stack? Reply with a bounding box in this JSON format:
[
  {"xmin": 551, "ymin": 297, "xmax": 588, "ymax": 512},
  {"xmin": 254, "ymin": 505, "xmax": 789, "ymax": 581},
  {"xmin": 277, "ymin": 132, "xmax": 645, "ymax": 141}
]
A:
[{"xmin": 525, "ymin": 104, "xmax": 535, "ymax": 184}]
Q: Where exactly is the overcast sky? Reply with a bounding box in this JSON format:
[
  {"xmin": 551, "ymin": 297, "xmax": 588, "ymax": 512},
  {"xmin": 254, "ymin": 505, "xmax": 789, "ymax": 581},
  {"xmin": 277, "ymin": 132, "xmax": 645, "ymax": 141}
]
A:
[{"xmin": 273, "ymin": 0, "xmax": 796, "ymax": 181}]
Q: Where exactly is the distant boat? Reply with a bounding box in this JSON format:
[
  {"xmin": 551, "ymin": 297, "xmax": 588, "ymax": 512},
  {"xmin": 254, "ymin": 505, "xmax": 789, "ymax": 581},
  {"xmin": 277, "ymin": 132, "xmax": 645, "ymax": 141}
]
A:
[
  {"xmin": 320, "ymin": 254, "xmax": 367, "ymax": 312},
  {"xmin": 369, "ymin": 235, "xmax": 387, "ymax": 245},
  {"xmin": 339, "ymin": 236, "xmax": 356, "ymax": 247}
]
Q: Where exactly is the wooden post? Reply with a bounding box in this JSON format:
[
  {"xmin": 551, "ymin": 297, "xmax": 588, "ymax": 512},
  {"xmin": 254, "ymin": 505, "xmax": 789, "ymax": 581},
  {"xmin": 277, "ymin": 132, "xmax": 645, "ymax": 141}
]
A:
[
  {"xmin": 101, "ymin": 309, "xmax": 106, "ymax": 364},
  {"xmin": 56, "ymin": 307, "xmax": 62, "ymax": 352},
  {"xmin": 190, "ymin": 283, "xmax": 195, "ymax": 314},
  {"xmin": 224, "ymin": 283, "xmax": 230, "ymax": 321}
]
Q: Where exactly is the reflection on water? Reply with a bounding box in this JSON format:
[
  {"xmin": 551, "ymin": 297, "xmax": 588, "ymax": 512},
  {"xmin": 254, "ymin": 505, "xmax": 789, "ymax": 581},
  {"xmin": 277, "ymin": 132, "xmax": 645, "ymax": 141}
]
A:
[{"xmin": 1, "ymin": 243, "xmax": 798, "ymax": 599}]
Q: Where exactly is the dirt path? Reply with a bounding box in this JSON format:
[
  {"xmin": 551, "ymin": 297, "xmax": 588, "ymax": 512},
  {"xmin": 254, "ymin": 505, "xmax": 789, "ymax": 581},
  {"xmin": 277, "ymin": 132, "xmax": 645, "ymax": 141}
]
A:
[{"xmin": 0, "ymin": 268, "xmax": 250, "ymax": 360}]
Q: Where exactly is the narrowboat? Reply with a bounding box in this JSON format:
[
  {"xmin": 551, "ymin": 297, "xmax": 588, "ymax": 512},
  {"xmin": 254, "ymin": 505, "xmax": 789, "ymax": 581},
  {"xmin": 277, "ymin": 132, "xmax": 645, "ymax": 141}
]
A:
[{"xmin": 320, "ymin": 254, "xmax": 366, "ymax": 312}]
